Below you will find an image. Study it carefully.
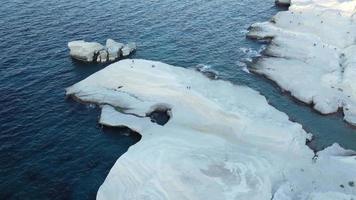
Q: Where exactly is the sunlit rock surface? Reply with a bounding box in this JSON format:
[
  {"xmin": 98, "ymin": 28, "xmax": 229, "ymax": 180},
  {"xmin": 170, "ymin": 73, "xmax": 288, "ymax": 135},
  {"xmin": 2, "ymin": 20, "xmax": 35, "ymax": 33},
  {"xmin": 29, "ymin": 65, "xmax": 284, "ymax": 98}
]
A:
[
  {"xmin": 106, "ymin": 39, "xmax": 124, "ymax": 61},
  {"xmin": 121, "ymin": 42, "xmax": 137, "ymax": 57},
  {"xmin": 68, "ymin": 39, "xmax": 135, "ymax": 63},
  {"xmin": 68, "ymin": 40, "xmax": 104, "ymax": 62},
  {"xmin": 247, "ymin": 0, "xmax": 356, "ymax": 125},
  {"xmin": 66, "ymin": 59, "xmax": 356, "ymax": 200}
]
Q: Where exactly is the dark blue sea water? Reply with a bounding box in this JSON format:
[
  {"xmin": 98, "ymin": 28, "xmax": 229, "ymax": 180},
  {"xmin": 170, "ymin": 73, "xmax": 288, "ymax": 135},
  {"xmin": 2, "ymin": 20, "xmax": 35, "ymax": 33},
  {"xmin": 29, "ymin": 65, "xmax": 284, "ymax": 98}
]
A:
[{"xmin": 1, "ymin": 0, "xmax": 355, "ymax": 199}]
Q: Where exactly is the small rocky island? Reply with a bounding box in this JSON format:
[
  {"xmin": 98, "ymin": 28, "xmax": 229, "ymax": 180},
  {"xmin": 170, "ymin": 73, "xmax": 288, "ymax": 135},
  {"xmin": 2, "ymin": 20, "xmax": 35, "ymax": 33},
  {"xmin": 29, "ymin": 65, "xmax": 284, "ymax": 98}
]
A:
[{"xmin": 68, "ymin": 39, "xmax": 136, "ymax": 63}]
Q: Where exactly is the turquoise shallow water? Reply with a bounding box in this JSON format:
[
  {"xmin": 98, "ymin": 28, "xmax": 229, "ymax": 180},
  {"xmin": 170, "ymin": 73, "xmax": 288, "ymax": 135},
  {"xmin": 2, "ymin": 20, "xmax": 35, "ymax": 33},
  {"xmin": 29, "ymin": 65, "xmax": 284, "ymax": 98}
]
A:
[{"xmin": 1, "ymin": 0, "xmax": 356, "ymax": 199}]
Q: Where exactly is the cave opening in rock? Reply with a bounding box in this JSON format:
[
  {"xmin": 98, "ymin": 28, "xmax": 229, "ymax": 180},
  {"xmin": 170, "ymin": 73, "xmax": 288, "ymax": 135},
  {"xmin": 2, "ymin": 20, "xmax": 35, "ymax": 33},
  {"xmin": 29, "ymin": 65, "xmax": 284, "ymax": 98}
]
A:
[
  {"xmin": 102, "ymin": 125, "xmax": 142, "ymax": 141},
  {"xmin": 146, "ymin": 105, "xmax": 172, "ymax": 126}
]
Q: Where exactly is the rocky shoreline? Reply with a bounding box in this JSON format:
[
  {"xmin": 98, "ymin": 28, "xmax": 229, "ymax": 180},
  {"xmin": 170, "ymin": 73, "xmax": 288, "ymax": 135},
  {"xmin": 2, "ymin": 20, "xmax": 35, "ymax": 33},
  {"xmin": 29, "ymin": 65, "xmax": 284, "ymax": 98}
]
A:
[
  {"xmin": 67, "ymin": 59, "xmax": 356, "ymax": 200},
  {"xmin": 247, "ymin": 0, "xmax": 356, "ymax": 125}
]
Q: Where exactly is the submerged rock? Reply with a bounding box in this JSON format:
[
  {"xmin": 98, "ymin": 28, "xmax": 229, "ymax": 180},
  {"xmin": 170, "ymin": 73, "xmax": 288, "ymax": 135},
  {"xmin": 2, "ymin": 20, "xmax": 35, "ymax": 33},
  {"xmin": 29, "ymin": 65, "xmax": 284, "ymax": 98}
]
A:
[
  {"xmin": 66, "ymin": 59, "xmax": 356, "ymax": 200},
  {"xmin": 68, "ymin": 39, "xmax": 136, "ymax": 63},
  {"xmin": 247, "ymin": 0, "xmax": 356, "ymax": 125}
]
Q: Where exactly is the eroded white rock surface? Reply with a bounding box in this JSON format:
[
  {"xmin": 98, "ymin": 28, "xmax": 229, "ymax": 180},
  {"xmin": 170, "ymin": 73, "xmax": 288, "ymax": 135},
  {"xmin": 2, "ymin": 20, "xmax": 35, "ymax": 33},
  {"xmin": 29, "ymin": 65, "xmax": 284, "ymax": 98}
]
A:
[
  {"xmin": 121, "ymin": 42, "xmax": 137, "ymax": 57},
  {"xmin": 106, "ymin": 39, "xmax": 124, "ymax": 61},
  {"xmin": 97, "ymin": 49, "xmax": 108, "ymax": 63},
  {"xmin": 66, "ymin": 59, "xmax": 356, "ymax": 200},
  {"xmin": 68, "ymin": 39, "xmax": 135, "ymax": 63},
  {"xmin": 68, "ymin": 40, "xmax": 104, "ymax": 62},
  {"xmin": 247, "ymin": 0, "xmax": 356, "ymax": 125}
]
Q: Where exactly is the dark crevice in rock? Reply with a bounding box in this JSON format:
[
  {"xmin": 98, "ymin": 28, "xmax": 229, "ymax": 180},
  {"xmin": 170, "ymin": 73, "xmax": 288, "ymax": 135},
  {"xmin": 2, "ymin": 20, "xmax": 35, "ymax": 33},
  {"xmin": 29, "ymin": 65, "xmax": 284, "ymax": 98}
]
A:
[
  {"xmin": 146, "ymin": 106, "xmax": 172, "ymax": 126},
  {"xmin": 102, "ymin": 125, "xmax": 142, "ymax": 141},
  {"xmin": 306, "ymin": 136, "xmax": 318, "ymax": 154},
  {"xmin": 246, "ymin": 35, "xmax": 274, "ymax": 43},
  {"xmin": 274, "ymin": 1, "xmax": 290, "ymax": 8}
]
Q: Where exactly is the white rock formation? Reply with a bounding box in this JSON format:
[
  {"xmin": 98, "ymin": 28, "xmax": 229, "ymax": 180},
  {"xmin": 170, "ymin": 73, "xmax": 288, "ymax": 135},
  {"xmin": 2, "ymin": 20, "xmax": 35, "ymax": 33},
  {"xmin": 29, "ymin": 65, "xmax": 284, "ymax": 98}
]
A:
[
  {"xmin": 66, "ymin": 59, "xmax": 356, "ymax": 200},
  {"xmin": 68, "ymin": 39, "xmax": 135, "ymax": 63},
  {"xmin": 106, "ymin": 39, "xmax": 124, "ymax": 61},
  {"xmin": 247, "ymin": 0, "xmax": 356, "ymax": 125},
  {"xmin": 67, "ymin": 40, "xmax": 104, "ymax": 62},
  {"xmin": 97, "ymin": 49, "xmax": 108, "ymax": 63},
  {"xmin": 121, "ymin": 42, "xmax": 137, "ymax": 57}
]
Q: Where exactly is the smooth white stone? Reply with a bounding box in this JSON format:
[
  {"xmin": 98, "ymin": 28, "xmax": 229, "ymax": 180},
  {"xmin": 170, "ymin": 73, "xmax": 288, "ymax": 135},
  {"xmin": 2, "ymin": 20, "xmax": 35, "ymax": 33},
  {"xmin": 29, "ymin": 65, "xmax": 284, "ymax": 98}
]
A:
[
  {"xmin": 68, "ymin": 40, "xmax": 104, "ymax": 62},
  {"xmin": 66, "ymin": 59, "xmax": 356, "ymax": 200},
  {"xmin": 247, "ymin": 0, "xmax": 356, "ymax": 125}
]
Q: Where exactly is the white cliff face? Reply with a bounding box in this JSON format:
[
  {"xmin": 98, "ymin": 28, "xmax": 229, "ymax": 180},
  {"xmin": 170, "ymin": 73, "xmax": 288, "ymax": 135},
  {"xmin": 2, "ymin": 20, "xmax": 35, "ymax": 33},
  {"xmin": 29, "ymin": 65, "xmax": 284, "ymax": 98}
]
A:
[
  {"xmin": 68, "ymin": 39, "xmax": 135, "ymax": 63},
  {"xmin": 66, "ymin": 59, "xmax": 356, "ymax": 200},
  {"xmin": 247, "ymin": 0, "xmax": 356, "ymax": 125}
]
